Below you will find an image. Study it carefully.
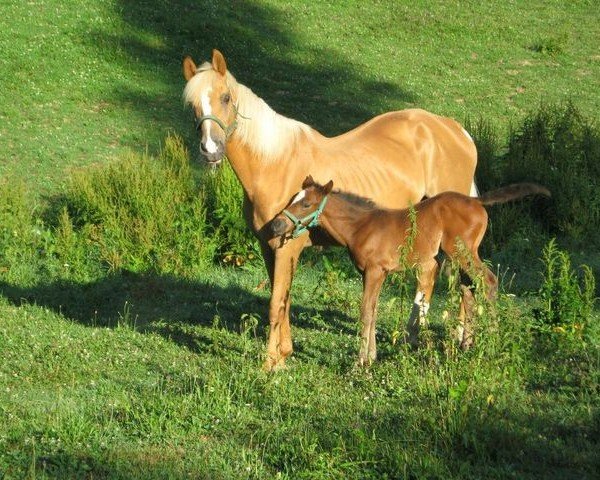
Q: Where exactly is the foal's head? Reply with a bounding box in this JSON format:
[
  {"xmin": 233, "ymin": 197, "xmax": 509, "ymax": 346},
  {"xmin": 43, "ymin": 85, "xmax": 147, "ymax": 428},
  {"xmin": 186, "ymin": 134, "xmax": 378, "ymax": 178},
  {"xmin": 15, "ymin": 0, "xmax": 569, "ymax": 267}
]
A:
[
  {"xmin": 182, "ymin": 49, "xmax": 238, "ymax": 165},
  {"xmin": 272, "ymin": 176, "xmax": 333, "ymax": 238}
]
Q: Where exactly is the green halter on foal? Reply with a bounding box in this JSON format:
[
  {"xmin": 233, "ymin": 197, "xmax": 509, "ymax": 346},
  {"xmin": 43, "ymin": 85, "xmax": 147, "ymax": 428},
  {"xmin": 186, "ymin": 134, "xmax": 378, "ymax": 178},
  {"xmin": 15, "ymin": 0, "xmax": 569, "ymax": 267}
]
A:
[{"xmin": 283, "ymin": 195, "xmax": 329, "ymax": 238}]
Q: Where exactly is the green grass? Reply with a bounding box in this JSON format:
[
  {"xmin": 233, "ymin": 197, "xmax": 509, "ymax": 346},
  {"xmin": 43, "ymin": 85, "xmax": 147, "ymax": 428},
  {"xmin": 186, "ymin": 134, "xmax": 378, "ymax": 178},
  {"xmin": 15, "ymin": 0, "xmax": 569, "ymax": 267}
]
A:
[
  {"xmin": 1, "ymin": 0, "xmax": 599, "ymax": 478},
  {"xmin": 1, "ymin": 267, "xmax": 598, "ymax": 479}
]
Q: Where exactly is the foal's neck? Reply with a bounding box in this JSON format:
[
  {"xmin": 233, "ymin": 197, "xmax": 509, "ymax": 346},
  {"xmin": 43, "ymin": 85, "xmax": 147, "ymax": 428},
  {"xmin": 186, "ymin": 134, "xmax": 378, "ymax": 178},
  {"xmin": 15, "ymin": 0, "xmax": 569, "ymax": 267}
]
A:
[{"xmin": 320, "ymin": 194, "xmax": 377, "ymax": 246}]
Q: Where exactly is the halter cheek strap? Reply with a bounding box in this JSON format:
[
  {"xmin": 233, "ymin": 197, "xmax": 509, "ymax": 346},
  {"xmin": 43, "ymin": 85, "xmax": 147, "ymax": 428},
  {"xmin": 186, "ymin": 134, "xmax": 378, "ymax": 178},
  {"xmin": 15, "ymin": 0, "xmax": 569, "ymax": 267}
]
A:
[{"xmin": 282, "ymin": 195, "xmax": 329, "ymax": 238}]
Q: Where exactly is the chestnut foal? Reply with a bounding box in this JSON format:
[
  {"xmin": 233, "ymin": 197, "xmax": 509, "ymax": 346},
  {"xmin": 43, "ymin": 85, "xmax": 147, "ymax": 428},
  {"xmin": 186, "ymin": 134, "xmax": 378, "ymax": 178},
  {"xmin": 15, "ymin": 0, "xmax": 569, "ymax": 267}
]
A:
[{"xmin": 272, "ymin": 176, "xmax": 549, "ymax": 366}]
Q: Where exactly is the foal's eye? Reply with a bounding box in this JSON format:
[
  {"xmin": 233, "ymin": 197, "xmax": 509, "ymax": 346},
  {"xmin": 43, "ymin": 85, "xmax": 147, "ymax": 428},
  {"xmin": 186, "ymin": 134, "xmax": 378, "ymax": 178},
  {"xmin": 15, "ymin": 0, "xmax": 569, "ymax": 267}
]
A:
[
  {"xmin": 221, "ymin": 93, "xmax": 231, "ymax": 104},
  {"xmin": 301, "ymin": 201, "xmax": 310, "ymax": 208}
]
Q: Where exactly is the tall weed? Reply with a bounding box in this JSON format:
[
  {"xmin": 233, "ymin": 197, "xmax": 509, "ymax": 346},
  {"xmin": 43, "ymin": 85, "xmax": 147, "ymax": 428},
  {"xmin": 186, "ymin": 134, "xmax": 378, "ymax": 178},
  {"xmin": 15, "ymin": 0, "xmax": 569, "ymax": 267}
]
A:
[
  {"xmin": 534, "ymin": 239, "xmax": 596, "ymax": 339},
  {"xmin": 0, "ymin": 180, "xmax": 54, "ymax": 283}
]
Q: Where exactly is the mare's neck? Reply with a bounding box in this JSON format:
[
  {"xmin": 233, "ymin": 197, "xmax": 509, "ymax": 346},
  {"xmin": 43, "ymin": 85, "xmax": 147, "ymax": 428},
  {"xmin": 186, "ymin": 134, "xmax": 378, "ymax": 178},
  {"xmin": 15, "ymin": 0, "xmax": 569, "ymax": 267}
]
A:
[{"xmin": 224, "ymin": 84, "xmax": 315, "ymax": 226}]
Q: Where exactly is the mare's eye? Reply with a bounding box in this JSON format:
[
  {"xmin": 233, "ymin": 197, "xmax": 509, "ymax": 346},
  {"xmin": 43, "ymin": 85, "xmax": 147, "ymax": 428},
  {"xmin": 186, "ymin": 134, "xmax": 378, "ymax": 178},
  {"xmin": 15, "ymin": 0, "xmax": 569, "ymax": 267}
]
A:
[
  {"xmin": 221, "ymin": 93, "xmax": 231, "ymax": 104},
  {"xmin": 301, "ymin": 201, "xmax": 310, "ymax": 208}
]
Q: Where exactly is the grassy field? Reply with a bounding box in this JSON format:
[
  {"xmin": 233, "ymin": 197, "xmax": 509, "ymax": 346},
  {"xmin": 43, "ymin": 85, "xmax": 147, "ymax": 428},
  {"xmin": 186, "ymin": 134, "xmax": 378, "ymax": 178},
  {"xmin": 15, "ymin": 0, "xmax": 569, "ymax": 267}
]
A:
[
  {"xmin": 1, "ymin": 1, "xmax": 599, "ymax": 478},
  {"xmin": 1, "ymin": 0, "xmax": 599, "ymax": 188}
]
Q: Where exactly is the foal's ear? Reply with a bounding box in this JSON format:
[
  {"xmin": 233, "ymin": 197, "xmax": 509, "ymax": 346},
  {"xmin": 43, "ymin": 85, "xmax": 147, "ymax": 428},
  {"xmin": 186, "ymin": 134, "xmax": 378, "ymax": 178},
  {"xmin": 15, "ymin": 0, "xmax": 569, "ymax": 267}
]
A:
[
  {"xmin": 323, "ymin": 180, "xmax": 334, "ymax": 194},
  {"xmin": 302, "ymin": 175, "xmax": 314, "ymax": 188},
  {"xmin": 212, "ymin": 49, "xmax": 227, "ymax": 76},
  {"xmin": 182, "ymin": 56, "xmax": 197, "ymax": 81}
]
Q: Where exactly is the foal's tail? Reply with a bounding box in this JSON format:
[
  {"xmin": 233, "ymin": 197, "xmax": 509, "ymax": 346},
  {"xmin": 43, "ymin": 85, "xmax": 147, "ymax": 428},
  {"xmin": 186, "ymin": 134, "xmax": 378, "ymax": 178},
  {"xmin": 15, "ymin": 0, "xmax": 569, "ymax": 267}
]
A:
[{"xmin": 478, "ymin": 183, "xmax": 551, "ymax": 206}]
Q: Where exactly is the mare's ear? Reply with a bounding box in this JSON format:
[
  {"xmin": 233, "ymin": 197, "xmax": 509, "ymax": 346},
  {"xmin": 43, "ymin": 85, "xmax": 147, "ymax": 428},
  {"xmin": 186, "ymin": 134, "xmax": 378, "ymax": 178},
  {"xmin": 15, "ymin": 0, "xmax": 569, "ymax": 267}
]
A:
[
  {"xmin": 182, "ymin": 56, "xmax": 197, "ymax": 81},
  {"xmin": 302, "ymin": 175, "xmax": 314, "ymax": 188},
  {"xmin": 212, "ymin": 49, "xmax": 227, "ymax": 76},
  {"xmin": 323, "ymin": 180, "xmax": 334, "ymax": 194}
]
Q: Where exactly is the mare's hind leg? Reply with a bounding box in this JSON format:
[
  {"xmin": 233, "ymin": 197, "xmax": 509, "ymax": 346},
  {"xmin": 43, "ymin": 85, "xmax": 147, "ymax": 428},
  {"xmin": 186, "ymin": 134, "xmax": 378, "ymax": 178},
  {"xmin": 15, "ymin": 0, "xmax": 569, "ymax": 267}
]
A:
[
  {"xmin": 405, "ymin": 259, "xmax": 439, "ymax": 347},
  {"xmin": 358, "ymin": 267, "xmax": 386, "ymax": 366}
]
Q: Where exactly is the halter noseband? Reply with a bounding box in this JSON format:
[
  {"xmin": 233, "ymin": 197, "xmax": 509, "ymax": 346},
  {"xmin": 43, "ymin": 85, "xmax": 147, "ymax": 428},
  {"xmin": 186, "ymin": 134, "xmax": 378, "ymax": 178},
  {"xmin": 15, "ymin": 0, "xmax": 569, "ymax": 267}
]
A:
[
  {"xmin": 195, "ymin": 102, "xmax": 245, "ymax": 139},
  {"xmin": 282, "ymin": 195, "xmax": 329, "ymax": 238}
]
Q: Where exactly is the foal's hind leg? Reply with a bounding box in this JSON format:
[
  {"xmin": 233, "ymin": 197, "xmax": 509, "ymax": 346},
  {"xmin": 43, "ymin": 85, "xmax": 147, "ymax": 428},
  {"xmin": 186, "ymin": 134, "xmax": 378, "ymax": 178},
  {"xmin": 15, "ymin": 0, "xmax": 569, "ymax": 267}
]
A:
[
  {"xmin": 457, "ymin": 285, "xmax": 476, "ymax": 349},
  {"xmin": 456, "ymin": 260, "xmax": 497, "ymax": 349},
  {"xmin": 358, "ymin": 267, "xmax": 386, "ymax": 366},
  {"xmin": 405, "ymin": 259, "xmax": 439, "ymax": 347}
]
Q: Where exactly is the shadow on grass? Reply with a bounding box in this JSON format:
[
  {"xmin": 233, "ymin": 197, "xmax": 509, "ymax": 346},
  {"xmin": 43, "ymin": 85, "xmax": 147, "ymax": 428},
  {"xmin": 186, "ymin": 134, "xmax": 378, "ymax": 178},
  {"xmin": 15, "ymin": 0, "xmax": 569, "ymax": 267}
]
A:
[
  {"xmin": 88, "ymin": 0, "xmax": 415, "ymax": 153},
  {"xmin": 0, "ymin": 270, "xmax": 357, "ymax": 362}
]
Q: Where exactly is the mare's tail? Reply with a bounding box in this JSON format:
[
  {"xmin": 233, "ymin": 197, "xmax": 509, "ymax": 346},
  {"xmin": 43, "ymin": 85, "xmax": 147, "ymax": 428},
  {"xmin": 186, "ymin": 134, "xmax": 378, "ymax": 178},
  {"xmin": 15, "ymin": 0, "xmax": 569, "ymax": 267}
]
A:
[{"xmin": 478, "ymin": 183, "xmax": 551, "ymax": 206}]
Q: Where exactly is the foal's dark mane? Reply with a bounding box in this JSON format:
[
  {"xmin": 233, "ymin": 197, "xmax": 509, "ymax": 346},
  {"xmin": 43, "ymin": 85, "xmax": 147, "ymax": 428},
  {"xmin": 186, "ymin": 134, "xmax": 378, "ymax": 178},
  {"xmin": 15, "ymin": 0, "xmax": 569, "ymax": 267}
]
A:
[
  {"xmin": 334, "ymin": 190, "xmax": 377, "ymax": 211},
  {"xmin": 311, "ymin": 181, "xmax": 378, "ymax": 211}
]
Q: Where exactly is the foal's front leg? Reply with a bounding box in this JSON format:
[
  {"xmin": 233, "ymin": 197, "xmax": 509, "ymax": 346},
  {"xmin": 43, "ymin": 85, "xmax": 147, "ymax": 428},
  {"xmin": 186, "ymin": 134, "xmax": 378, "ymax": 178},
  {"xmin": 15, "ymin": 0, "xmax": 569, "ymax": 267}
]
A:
[{"xmin": 358, "ymin": 267, "xmax": 386, "ymax": 366}]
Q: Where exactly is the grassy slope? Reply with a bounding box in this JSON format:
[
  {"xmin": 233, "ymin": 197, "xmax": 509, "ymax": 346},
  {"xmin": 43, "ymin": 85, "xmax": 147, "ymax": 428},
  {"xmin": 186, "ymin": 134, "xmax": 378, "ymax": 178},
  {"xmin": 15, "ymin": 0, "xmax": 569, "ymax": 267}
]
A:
[
  {"xmin": 1, "ymin": 0, "xmax": 599, "ymax": 478},
  {"xmin": 1, "ymin": 1, "xmax": 599, "ymax": 189}
]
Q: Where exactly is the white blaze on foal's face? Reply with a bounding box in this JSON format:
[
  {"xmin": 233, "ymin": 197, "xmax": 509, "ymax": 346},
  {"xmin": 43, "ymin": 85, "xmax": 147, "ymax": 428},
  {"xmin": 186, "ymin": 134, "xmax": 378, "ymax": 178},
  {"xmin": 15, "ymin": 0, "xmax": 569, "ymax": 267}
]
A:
[{"xmin": 291, "ymin": 189, "xmax": 306, "ymax": 205}]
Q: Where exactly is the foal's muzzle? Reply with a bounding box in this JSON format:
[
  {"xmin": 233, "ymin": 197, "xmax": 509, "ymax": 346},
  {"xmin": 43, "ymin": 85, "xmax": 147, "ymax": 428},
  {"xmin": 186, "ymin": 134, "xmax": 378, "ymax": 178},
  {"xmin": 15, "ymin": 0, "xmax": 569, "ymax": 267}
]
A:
[{"xmin": 271, "ymin": 217, "xmax": 290, "ymax": 237}]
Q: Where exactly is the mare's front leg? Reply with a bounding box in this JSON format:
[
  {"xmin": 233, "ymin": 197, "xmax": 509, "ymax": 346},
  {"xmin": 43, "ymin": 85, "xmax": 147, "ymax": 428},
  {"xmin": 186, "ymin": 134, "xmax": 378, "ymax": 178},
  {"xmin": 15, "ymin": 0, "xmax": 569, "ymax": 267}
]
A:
[
  {"xmin": 263, "ymin": 236, "xmax": 307, "ymax": 371},
  {"xmin": 405, "ymin": 259, "xmax": 439, "ymax": 347},
  {"xmin": 358, "ymin": 267, "xmax": 386, "ymax": 367}
]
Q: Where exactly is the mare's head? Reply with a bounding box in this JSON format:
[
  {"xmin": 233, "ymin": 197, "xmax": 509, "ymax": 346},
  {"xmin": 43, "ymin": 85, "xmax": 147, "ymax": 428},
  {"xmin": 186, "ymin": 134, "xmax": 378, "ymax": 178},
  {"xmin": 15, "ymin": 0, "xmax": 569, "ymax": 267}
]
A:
[
  {"xmin": 272, "ymin": 176, "xmax": 333, "ymax": 238},
  {"xmin": 182, "ymin": 49, "xmax": 238, "ymax": 165}
]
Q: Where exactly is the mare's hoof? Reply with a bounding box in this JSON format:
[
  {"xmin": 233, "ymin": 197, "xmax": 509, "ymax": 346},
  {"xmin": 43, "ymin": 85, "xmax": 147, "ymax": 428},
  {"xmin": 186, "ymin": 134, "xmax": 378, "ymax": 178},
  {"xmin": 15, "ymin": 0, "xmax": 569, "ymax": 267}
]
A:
[
  {"xmin": 262, "ymin": 357, "xmax": 278, "ymax": 372},
  {"xmin": 262, "ymin": 357, "xmax": 289, "ymax": 372}
]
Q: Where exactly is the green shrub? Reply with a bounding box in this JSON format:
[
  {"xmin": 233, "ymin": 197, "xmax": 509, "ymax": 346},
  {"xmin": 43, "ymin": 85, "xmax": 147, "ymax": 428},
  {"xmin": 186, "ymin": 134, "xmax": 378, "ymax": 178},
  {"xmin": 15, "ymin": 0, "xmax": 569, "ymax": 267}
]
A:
[
  {"xmin": 64, "ymin": 135, "xmax": 216, "ymax": 276},
  {"xmin": 503, "ymin": 103, "xmax": 600, "ymax": 243},
  {"xmin": 465, "ymin": 116, "xmax": 503, "ymax": 193},
  {"xmin": 202, "ymin": 161, "xmax": 260, "ymax": 267}
]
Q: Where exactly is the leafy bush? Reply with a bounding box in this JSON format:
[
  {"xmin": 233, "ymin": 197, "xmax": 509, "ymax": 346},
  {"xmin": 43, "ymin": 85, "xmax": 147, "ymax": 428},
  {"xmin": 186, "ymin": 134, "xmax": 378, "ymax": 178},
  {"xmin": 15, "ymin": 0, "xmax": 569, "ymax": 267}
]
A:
[
  {"xmin": 64, "ymin": 135, "xmax": 216, "ymax": 276},
  {"xmin": 202, "ymin": 161, "xmax": 260, "ymax": 267},
  {"xmin": 502, "ymin": 103, "xmax": 600, "ymax": 243}
]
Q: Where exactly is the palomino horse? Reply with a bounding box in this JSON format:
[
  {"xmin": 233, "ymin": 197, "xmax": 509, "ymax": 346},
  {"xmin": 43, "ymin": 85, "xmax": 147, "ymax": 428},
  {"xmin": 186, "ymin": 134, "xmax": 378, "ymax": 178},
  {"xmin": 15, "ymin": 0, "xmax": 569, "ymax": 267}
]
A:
[
  {"xmin": 272, "ymin": 176, "xmax": 550, "ymax": 365},
  {"xmin": 182, "ymin": 49, "xmax": 478, "ymax": 370}
]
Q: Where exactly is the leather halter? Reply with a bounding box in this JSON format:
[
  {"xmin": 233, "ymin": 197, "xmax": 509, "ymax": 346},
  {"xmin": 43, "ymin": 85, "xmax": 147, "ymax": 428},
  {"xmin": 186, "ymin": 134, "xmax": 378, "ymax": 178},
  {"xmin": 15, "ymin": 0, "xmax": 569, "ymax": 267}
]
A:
[
  {"xmin": 195, "ymin": 102, "xmax": 245, "ymax": 139},
  {"xmin": 282, "ymin": 195, "xmax": 329, "ymax": 238}
]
